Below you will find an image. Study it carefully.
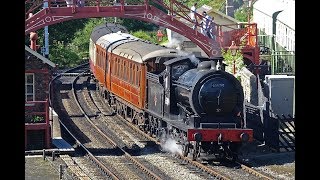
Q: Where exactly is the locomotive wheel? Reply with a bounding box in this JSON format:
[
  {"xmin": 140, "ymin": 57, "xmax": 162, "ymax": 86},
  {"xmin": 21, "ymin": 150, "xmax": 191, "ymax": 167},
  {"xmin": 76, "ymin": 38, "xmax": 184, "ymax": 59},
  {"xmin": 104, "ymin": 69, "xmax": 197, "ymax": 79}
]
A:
[
  {"xmin": 192, "ymin": 142, "xmax": 200, "ymax": 161},
  {"xmin": 182, "ymin": 143, "xmax": 190, "ymax": 157}
]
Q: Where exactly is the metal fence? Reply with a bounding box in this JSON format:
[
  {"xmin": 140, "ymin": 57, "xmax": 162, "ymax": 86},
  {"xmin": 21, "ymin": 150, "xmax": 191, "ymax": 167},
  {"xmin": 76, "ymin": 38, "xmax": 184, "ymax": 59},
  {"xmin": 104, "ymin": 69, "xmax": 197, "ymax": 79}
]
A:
[
  {"xmin": 245, "ymin": 102, "xmax": 295, "ymax": 152},
  {"xmin": 257, "ymin": 34, "xmax": 295, "ymax": 75}
]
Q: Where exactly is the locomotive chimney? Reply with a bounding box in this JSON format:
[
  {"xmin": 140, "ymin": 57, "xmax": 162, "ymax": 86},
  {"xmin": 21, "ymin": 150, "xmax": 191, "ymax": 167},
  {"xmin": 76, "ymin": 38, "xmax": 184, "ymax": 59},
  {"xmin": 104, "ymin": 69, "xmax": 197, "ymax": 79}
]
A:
[
  {"xmin": 210, "ymin": 60, "xmax": 217, "ymax": 70},
  {"xmin": 216, "ymin": 60, "xmax": 222, "ymax": 70}
]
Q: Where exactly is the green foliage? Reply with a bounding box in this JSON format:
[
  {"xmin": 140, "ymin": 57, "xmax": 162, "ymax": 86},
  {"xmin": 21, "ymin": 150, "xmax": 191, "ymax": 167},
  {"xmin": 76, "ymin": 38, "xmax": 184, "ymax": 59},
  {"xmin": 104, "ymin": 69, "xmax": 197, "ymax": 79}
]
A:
[
  {"xmin": 132, "ymin": 30, "xmax": 168, "ymax": 44},
  {"xmin": 234, "ymin": 6, "xmax": 252, "ymax": 22},
  {"xmin": 70, "ymin": 18, "xmax": 106, "ymax": 59},
  {"xmin": 25, "ymin": 115, "xmax": 44, "ymax": 123},
  {"xmin": 32, "ymin": 116, "xmax": 44, "ymax": 123},
  {"xmin": 121, "ymin": 18, "xmax": 158, "ymax": 31},
  {"xmin": 221, "ymin": 41, "xmax": 245, "ymax": 77},
  {"xmin": 49, "ymin": 41, "xmax": 82, "ymax": 68},
  {"xmin": 48, "ymin": 19, "xmax": 89, "ymax": 44},
  {"xmin": 132, "ymin": 30, "xmax": 154, "ymax": 42},
  {"xmin": 184, "ymin": 0, "xmax": 225, "ymax": 11}
]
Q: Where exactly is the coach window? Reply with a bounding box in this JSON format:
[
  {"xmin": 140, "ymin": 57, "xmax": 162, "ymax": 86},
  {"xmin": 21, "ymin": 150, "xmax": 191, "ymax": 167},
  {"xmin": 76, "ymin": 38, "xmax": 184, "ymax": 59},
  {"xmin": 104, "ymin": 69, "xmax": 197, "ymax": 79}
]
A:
[
  {"xmin": 118, "ymin": 58, "xmax": 121, "ymax": 77},
  {"xmin": 121, "ymin": 59, "xmax": 123, "ymax": 78},
  {"xmin": 100, "ymin": 51, "xmax": 103, "ymax": 67},
  {"xmin": 119, "ymin": 58, "xmax": 122, "ymax": 78},
  {"xmin": 98, "ymin": 50, "xmax": 100, "ymax": 67},
  {"xmin": 124, "ymin": 61, "xmax": 127, "ymax": 81},
  {"xmin": 111, "ymin": 58, "xmax": 114, "ymax": 74},
  {"xmin": 115, "ymin": 58, "xmax": 118, "ymax": 76},
  {"xmin": 128, "ymin": 62, "xmax": 132, "ymax": 83},
  {"xmin": 117, "ymin": 59, "xmax": 120, "ymax": 77},
  {"xmin": 114, "ymin": 58, "xmax": 116, "ymax": 76},
  {"xmin": 100, "ymin": 50, "xmax": 103, "ymax": 67},
  {"xmin": 96, "ymin": 49, "xmax": 99, "ymax": 67},
  {"xmin": 132, "ymin": 64, "xmax": 136, "ymax": 85},
  {"xmin": 25, "ymin": 73, "xmax": 35, "ymax": 102},
  {"xmin": 102, "ymin": 51, "xmax": 105, "ymax": 68},
  {"xmin": 114, "ymin": 58, "xmax": 117, "ymax": 75},
  {"xmin": 97, "ymin": 49, "xmax": 100, "ymax": 67},
  {"xmin": 136, "ymin": 66, "xmax": 140, "ymax": 86},
  {"xmin": 115, "ymin": 58, "xmax": 119, "ymax": 76},
  {"xmin": 100, "ymin": 50, "xmax": 102, "ymax": 67},
  {"xmin": 126, "ymin": 62, "xmax": 129, "ymax": 82}
]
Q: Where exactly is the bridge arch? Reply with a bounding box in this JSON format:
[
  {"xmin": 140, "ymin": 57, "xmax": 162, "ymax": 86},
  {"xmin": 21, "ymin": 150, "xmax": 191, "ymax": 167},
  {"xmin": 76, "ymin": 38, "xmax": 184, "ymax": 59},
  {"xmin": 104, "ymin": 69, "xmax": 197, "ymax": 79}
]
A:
[
  {"xmin": 25, "ymin": 0, "xmax": 259, "ymax": 63},
  {"xmin": 26, "ymin": 0, "xmax": 222, "ymax": 58}
]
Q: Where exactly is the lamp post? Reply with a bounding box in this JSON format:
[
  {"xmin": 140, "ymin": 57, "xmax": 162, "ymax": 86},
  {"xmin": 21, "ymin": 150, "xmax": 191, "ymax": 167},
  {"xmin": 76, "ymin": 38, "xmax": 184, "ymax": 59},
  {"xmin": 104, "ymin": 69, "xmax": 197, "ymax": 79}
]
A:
[
  {"xmin": 229, "ymin": 41, "xmax": 237, "ymax": 75},
  {"xmin": 243, "ymin": 0, "xmax": 253, "ymax": 23}
]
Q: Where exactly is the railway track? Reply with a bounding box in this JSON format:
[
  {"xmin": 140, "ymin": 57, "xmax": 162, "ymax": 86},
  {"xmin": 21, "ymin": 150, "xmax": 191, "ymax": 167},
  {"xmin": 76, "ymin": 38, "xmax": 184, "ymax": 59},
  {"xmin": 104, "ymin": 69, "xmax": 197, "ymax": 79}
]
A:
[
  {"xmin": 51, "ymin": 66, "xmax": 168, "ymax": 179},
  {"xmin": 50, "ymin": 64, "xmax": 119, "ymax": 179},
  {"xmin": 50, "ymin": 64, "xmax": 275, "ymax": 180},
  {"xmin": 81, "ymin": 74, "xmax": 275, "ymax": 180}
]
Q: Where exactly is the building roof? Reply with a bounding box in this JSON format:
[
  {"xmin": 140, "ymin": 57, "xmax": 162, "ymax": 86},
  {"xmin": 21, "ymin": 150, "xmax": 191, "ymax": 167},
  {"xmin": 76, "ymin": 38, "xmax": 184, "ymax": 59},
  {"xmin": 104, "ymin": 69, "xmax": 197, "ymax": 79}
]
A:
[
  {"xmin": 198, "ymin": 5, "xmax": 239, "ymax": 24},
  {"xmin": 25, "ymin": 45, "xmax": 56, "ymax": 67}
]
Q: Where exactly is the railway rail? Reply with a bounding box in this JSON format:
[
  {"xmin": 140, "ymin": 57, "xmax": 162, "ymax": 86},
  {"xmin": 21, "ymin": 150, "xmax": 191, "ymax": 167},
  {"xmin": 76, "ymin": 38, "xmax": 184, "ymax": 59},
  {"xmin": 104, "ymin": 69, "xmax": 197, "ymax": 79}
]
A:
[
  {"xmin": 72, "ymin": 72, "xmax": 165, "ymax": 180},
  {"xmin": 50, "ymin": 63, "xmax": 119, "ymax": 179},
  {"xmin": 51, "ymin": 65, "xmax": 168, "ymax": 179},
  {"xmin": 49, "ymin": 63, "xmax": 275, "ymax": 179},
  {"xmin": 81, "ymin": 73, "xmax": 274, "ymax": 180}
]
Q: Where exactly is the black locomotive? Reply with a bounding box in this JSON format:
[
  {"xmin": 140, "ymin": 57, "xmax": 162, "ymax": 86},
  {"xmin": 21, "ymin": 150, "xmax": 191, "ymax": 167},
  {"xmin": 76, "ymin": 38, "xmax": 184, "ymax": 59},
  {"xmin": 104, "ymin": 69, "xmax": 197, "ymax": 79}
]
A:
[{"xmin": 146, "ymin": 56, "xmax": 252, "ymax": 161}]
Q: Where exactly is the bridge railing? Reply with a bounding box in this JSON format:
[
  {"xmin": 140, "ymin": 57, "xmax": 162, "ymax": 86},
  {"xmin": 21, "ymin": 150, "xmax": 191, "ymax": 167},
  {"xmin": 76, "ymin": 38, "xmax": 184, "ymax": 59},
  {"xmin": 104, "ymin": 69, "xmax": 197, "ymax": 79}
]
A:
[{"xmin": 25, "ymin": 0, "xmax": 259, "ymax": 61}]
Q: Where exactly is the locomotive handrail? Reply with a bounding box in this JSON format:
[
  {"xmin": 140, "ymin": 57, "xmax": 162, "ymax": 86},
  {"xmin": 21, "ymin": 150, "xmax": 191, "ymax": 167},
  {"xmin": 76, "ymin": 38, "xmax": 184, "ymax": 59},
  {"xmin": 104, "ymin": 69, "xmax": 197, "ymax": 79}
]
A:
[{"xmin": 146, "ymin": 72, "xmax": 161, "ymax": 83}]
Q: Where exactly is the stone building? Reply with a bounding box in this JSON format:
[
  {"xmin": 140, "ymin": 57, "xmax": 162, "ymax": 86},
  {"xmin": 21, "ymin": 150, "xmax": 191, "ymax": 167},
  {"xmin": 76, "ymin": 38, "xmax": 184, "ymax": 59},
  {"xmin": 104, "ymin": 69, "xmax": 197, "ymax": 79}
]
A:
[{"xmin": 25, "ymin": 45, "xmax": 56, "ymax": 150}]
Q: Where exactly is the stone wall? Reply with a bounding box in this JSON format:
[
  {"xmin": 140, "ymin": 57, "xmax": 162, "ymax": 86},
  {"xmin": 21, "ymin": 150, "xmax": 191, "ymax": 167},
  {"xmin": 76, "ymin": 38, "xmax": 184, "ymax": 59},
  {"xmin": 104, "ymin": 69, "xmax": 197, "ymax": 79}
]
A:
[{"xmin": 25, "ymin": 51, "xmax": 54, "ymax": 101}]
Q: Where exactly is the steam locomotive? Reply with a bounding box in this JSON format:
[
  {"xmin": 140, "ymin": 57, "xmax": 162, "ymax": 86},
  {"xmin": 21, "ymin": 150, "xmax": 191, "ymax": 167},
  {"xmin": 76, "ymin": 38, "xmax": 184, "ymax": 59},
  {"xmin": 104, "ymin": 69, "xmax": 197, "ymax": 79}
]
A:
[{"xmin": 89, "ymin": 23, "xmax": 253, "ymax": 161}]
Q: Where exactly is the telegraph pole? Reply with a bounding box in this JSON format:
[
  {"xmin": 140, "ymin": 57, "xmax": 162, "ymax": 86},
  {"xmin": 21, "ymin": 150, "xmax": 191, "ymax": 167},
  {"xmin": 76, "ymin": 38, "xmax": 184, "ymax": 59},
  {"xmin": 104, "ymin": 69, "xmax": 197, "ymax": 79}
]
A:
[
  {"xmin": 43, "ymin": 1, "xmax": 49, "ymax": 58},
  {"xmin": 225, "ymin": 0, "xmax": 234, "ymax": 17}
]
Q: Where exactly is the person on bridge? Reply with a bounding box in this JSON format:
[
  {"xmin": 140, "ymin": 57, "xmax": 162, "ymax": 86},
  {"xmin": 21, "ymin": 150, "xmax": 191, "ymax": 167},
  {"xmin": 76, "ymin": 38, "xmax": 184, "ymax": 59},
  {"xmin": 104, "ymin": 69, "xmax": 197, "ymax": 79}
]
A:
[
  {"xmin": 200, "ymin": 11, "xmax": 215, "ymax": 40},
  {"xmin": 77, "ymin": 0, "xmax": 85, "ymax": 7},
  {"xmin": 65, "ymin": 0, "xmax": 72, "ymax": 7},
  {"xmin": 200, "ymin": 11, "xmax": 210, "ymax": 36},
  {"xmin": 208, "ymin": 16, "xmax": 216, "ymax": 40},
  {"xmin": 190, "ymin": 3, "xmax": 198, "ymax": 30}
]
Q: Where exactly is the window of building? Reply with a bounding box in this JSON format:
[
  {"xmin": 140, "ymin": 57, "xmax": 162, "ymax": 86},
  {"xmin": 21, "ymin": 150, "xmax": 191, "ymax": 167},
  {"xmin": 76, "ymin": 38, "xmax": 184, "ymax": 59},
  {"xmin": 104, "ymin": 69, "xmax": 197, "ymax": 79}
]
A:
[{"xmin": 25, "ymin": 73, "xmax": 35, "ymax": 102}]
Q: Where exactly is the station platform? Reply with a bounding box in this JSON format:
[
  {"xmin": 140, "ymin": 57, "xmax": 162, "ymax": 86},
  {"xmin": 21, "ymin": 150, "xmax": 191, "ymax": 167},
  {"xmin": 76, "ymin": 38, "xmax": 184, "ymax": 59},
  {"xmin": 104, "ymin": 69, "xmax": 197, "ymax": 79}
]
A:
[
  {"xmin": 52, "ymin": 137, "xmax": 74, "ymax": 152},
  {"xmin": 51, "ymin": 107, "xmax": 75, "ymax": 153}
]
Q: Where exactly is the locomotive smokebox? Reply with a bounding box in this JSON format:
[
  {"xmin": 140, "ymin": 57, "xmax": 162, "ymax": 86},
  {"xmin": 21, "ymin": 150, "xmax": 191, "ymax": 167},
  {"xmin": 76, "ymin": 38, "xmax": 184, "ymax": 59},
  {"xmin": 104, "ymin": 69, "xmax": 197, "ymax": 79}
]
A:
[{"xmin": 175, "ymin": 63, "xmax": 243, "ymax": 117}]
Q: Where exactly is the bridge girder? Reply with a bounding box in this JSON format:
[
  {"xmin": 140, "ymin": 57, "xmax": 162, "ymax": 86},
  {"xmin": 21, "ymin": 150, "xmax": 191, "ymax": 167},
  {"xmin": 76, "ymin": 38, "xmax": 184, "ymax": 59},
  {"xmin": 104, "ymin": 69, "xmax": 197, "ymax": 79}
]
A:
[{"xmin": 25, "ymin": 6, "xmax": 221, "ymax": 58}]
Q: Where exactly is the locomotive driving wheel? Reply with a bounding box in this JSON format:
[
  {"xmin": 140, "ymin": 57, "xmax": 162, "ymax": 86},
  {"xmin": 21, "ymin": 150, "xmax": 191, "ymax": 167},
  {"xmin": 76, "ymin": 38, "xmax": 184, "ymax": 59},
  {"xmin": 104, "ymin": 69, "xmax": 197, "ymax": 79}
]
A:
[
  {"xmin": 192, "ymin": 142, "xmax": 200, "ymax": 160},
  {"xmin": 182, "ymin": 143, "xmax": 190, "ymax": 157}
]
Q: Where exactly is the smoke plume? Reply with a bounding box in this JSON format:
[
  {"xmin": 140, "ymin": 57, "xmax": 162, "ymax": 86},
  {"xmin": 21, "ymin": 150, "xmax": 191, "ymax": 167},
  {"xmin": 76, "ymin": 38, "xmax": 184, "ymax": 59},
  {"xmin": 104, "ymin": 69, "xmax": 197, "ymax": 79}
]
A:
[{"xmin": 160, "ymin": 138, "xmax": 182, "ymax": 155}]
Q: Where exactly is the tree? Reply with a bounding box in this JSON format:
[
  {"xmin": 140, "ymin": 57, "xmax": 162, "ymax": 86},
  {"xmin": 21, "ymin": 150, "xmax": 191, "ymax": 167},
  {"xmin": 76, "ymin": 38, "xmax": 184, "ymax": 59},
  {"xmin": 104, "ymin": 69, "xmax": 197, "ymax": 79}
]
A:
[
  {"xmin": 49, "ymin": 41, "xmax": 81, "ymax": 68},
  {"xmin": 234, "ymin": 6, "xmax": 252, "ymax": 22},
  {"xmin": 221, "ymin": 40, "xmax": 245, "ymax": 80},
  {"xmin": 70, "ymin": 18, "xmax": 107, "ymax": 59}
]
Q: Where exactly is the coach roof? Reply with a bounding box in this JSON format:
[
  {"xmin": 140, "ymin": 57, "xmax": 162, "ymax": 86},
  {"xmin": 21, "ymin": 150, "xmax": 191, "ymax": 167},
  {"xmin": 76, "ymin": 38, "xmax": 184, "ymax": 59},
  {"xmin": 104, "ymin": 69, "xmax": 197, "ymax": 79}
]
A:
[{"xmin": 96, "ymin": 32, "xmax": 187, "ymax": 63}]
